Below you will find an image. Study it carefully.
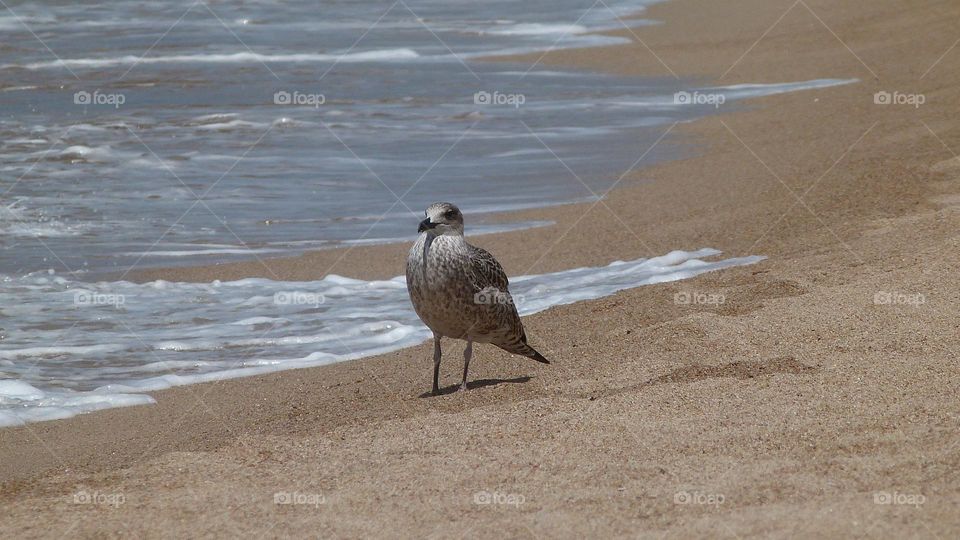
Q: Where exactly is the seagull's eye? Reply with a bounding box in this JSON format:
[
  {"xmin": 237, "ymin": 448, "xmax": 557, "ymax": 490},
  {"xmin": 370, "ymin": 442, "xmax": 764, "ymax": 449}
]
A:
[{"xmin": 444, "ymin": 210, "xmax": 456, "ymax": 219}]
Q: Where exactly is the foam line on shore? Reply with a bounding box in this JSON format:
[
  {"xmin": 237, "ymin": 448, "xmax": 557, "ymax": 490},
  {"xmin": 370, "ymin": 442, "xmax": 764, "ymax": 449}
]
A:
[{"xmin": 0, "ymin": 248, "xmax": 762, "ymax": 427}]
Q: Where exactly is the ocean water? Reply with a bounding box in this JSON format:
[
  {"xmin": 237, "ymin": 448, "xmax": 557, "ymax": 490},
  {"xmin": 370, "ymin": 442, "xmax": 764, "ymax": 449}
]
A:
[{"xmin": 0, "ymin": 0, "xmax": 854, "ymax": 425}]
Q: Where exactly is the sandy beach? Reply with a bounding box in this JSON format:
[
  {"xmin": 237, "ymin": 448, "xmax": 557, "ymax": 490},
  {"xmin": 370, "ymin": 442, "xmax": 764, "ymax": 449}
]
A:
[{"xmin": 3, "ymin": 0, "xmax": 960, "ymax": 537}]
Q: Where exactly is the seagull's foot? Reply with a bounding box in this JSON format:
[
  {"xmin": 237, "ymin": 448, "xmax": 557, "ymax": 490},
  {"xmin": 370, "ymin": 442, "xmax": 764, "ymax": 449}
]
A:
[
  {"xmin": 432, "ymin": 385, "xmax": 440, "ymax": 396},
  {"xmin": 459, "ymin": 382, "xmax": 469, "ymax": 392}
]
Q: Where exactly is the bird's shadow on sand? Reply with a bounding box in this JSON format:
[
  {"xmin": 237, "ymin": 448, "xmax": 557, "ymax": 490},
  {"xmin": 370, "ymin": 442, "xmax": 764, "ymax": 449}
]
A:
[{"xmin": 419, "ymin": 376, "xmax": 531, "ymax": 398}]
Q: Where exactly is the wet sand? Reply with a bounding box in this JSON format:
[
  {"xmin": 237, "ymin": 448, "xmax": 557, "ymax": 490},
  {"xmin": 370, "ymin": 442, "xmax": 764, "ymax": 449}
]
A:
[{"xmin": 3, "ymin": 0, "xmax": 960, "ymax": 537}]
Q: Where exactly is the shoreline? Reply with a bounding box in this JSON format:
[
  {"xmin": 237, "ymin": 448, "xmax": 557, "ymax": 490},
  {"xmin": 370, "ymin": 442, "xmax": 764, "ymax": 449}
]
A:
[{"xmin": 4, "ymin": 0, "xmax": 960, "ymax": 536}]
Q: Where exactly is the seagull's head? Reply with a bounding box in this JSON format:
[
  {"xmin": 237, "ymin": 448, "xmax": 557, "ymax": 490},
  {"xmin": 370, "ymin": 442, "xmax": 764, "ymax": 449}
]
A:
[{"xmin": 419, "ymin": 202, "xmax": 464, "ymax": 236}]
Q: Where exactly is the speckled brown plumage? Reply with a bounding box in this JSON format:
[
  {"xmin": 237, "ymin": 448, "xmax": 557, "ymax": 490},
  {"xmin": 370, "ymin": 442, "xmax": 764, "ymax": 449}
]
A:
[{"xmin": 405, "ymin": 202, "xmax": 549, "ymax": 394}]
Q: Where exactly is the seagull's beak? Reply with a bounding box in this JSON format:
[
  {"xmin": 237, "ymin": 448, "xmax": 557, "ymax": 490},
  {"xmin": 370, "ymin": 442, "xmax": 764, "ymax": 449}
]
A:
[{"xmin": 418, "ymin": 218, "xmax": 436, "ymax": 233}]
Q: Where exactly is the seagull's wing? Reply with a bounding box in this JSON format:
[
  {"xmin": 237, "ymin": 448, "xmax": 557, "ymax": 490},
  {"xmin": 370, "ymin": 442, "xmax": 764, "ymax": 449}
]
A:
[
  {"xmin": 465, "ymin": 242, "xmax": 547, "ymax": 363},
  {"xmin": 464, "ymin": 243, "xmax": 517, "ymax": 337},
  {"xmin": 466, "ymin": 243, "xmax": 509, "ymax": 292}
]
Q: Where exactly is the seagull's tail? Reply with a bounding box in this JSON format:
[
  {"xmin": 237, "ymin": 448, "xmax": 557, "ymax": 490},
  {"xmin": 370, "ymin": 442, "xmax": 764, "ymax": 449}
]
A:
[
  {"xmin": 498, "ymin": 330, "xmax": 550, "ymax": 364},
  {"xmin": 524, "ymin": 347, "xmax": 551, "ymax": 365}
]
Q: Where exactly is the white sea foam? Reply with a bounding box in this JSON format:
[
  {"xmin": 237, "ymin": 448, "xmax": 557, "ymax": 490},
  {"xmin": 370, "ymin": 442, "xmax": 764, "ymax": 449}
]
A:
[
  {"xmin": 0, "ymin": 248, "xmax": 762, "ymax": 427},
  {"xmin": 192, "ymin": 119, "xmax": 267, "ymax": 131},
  {"xmin": 1, "ymin": 85, "xmax": 39, "ymax": 93},
  {"xmin": 11, "ymin": 48, "xmax": 421, "ymax": 70},
  {"xmin": 6, "ymin": 137, "xmax": 48, "ymax": 144},
  {"xmin": 0, "ymin": 381, "xmax": 155, "ymax": 427},
  {"xmin": 58, "ymin": 145, "xmax": 113, "ymax": 160},
  {"xmin": 706, "ymin": 79, "xmax": 860, "ymax": 98},
  {"xmin": 0, "ymin": 344, "xmax": 126, "ymax": 360},
  {"xmin": 0, "ymin": 203, "xmax": 88, "ymax": 238},
  {"xmin": 0, "ymin": 220, "xmax": 85, "ymax": 238},
  {"xmin": 490, "ymin": 148, "xmax": 550, "ymax": 158},
  {"xmin": 125, "ymin": 247, "xmax": 291, "ymax": 257},
  {"xmin": 487, "ymin": 23, "xmax": 588, "ymax": 36}
]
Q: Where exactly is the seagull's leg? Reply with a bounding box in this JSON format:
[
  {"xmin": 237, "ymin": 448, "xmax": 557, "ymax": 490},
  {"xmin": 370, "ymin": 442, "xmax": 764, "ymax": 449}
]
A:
[
  {"xmin": 460, "ymin": 339, "xmax": 473, "ymax": 392},
  {"xmin": 432, "ymin": 335, "xmax": 442, "ymax": 395}
]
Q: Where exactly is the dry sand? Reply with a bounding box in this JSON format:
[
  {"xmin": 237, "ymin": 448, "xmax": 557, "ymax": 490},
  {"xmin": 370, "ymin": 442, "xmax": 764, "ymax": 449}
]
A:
[{"xmin": 3, "ymin": 0, "xmax": 960, "ymax": 537}]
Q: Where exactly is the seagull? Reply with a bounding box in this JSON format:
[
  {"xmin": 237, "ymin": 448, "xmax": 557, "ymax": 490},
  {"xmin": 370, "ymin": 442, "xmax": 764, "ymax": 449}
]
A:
[{"xmin": 406, "ymin": 202, "xmax": 549, "ymax": 395}]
